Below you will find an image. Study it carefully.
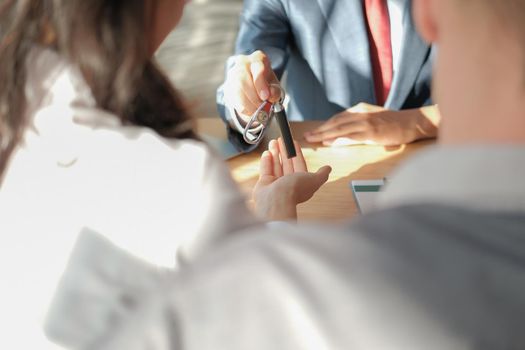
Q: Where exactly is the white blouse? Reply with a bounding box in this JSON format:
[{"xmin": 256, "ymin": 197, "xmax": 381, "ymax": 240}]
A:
[{"xmin": 0, "ymin": 48, "xmax": 257, "ymax": 349}]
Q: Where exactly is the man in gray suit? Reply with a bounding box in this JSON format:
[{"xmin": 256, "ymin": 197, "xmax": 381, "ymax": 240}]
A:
[{"xmin": 217, "ymin": 0, "xmax": 440, "ymax": 152}]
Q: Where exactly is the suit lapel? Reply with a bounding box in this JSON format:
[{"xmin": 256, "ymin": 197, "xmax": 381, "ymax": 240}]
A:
[
  {"xmin": 315, "ymin": 0, "xmax": 375, "ymax": 104},
  {"xmin": 385, "ymin": 0, "xmax": 431, "ymax": 109}
]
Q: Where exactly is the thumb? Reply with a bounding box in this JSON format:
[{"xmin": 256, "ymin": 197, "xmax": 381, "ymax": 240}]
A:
[
  {"xmin": 268, "ymin": 83, "xmax": 282, "ymax": 104},
  {"xmin": 295, "ymin": 165, "xmax": 332, "ymax": 204},
  {"xmin": 313, "ymin": 166, "xmax": 332, "ymax": 187},
  {"xmin": 249, "ymin": 50, "xmax": 278, "ymax": 102}
]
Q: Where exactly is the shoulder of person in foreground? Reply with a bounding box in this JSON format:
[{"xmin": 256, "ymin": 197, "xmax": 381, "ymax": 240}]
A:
[
  {"xmin": 54, "ymin": 200, "xmax": 525, "ymax": 350},
  {"xmin": 0, "ymin": 46, "xmax": 262, "ymax": 349},
  {"xmin": 10, "ymin": 46, "xmax": 260, "ymax": 266}
]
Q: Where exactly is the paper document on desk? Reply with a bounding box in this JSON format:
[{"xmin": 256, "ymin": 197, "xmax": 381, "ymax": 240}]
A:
[{"xmin": 350, "ymin": 179, "xmax": 385, "ymax": 215}]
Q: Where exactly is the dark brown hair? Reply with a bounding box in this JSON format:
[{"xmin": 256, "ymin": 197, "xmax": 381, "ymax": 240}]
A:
[{"xmin": 0, "ymin": 0, "xmax": 197, "ymax": 181}]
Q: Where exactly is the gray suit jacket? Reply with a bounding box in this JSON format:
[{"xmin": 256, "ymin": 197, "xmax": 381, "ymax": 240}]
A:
[
  {"xmin": 217, "ymin": 0, "xmax": 434, "ymax": 151},
  {"xmin": 46, "ymin": 205, "xmax": 525, "ymax": 349}
]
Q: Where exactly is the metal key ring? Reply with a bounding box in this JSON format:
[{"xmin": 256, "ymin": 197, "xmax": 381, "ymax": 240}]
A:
[
  {"xmin": 243, "ymin": 100, "xmax": 272, "ymax": 144},
  {"xmin": 242, "ymin": 84, "xmax": 286, "ymax": 145}
]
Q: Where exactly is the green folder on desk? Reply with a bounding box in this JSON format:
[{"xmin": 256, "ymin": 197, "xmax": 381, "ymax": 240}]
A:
[{"xmin": 350, "ymin": 179, "xmax": 385, "ymax": 214}]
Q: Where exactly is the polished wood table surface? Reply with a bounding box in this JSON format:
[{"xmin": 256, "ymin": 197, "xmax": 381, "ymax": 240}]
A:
[{"xmin": 197, "ymin": 118, "xmax": 434, "ymax": 222}]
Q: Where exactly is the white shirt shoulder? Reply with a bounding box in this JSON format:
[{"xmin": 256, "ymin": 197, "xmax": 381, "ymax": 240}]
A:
[{"xmin": 0, "ymin": 47, "xmax": 257, "ymax": 349}]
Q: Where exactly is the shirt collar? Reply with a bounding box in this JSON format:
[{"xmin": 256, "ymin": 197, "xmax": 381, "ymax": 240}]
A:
[{"xmin": 377, "ymin": 145, "xmax": 525, "ymax": 213}]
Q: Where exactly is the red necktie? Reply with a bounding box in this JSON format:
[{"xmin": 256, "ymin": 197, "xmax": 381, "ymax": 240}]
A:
[{"xmin": 364, "ymin": 0, "xmax": 393, "ymax": 106}]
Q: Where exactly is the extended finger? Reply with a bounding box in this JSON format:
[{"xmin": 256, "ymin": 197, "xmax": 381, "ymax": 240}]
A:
[
  {"xmin": 295, "ymin": 165, "xmax": 332, "ymax": 203},
  {"xmin": 314, "ymin": 166, "xmax": 332, "ymax": 187},
  {"xmin": 268, "ymin": 139, "xmax": 283, "ymax": 177},
  {"xmin": 278, "ymin": 137, "xmax": 294, "ymax": 175},
  {"xmin": 259, "ymin": 151, "xmax": 274, "ymax": 177},
  {"xmin": 291, "ymin": 140, "xmax": 308, "ymax": 172}
]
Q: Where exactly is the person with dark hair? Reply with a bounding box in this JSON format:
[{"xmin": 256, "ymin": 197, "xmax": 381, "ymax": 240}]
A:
[
  {"xmin": 46, "ymin": 0, "xmax": 525, "ymax": 348},
  {"xmin": 0, "ymin": 0, "xmax": 330, "ymax": 347}
]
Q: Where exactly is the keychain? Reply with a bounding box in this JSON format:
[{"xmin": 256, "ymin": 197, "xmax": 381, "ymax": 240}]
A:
[{"xmin": 242, "ymin": 89, "xmax": 296, "ymax": 159}]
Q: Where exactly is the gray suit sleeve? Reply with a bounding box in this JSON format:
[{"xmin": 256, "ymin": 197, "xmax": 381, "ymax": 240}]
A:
[{"xmin": 217, "ymin": 0, "xmax": 291, "ymax": 152}]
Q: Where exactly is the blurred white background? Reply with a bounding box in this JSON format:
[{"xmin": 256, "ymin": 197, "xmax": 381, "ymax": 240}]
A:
[{"xmin": 156, "ymin": 0, "xmax": 243, "ymax": 119}]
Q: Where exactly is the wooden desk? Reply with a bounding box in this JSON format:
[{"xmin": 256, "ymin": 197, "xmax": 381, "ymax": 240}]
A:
[{"xmin": 197, "ymin": 118, "xmax": 434, "ymax": 222}]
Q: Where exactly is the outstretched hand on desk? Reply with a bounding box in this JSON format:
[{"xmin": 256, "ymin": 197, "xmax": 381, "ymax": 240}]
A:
[
  {"xmin": 253, "ymin": 138, "xmax": 332, "ymax": 221},
  {"xmin": 304, "ymin": 103, "xmax": 439, "ymax": 146}
]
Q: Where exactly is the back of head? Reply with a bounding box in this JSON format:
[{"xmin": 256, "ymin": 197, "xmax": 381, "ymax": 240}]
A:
[
  {"xmin": 414, "ymin": 0, "xmax": 525, "ymax": 144},
  {"xmin": 0, "ymin": 0, "xmax": 196, "ymax": 181},
  {"xmin": 465, "ymin": 0, "xmax": 525, "ymax": 37}
]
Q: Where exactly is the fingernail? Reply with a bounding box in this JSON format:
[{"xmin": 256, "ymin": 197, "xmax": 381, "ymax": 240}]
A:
[
  {"xmin": 260, "ymin": 90, "xmax": 269, "ymax": 100},
  {"xmin": 270, "ymin": 85, "xmax": 281, "ymax": 100}
]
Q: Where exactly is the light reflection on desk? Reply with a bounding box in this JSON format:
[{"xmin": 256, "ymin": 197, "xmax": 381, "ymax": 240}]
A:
[{"xmin": 197, "ymin": 118, "xmax": 432, "ymax": 221}]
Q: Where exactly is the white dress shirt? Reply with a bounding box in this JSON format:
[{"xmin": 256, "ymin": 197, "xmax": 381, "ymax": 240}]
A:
[
  {"xmin": 0, "ymin": 47, "xmax": 257, "ymax": 349},
  {"xmin": 387, "ymin": 0, "xmax": 406, "ymax": 76}
]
